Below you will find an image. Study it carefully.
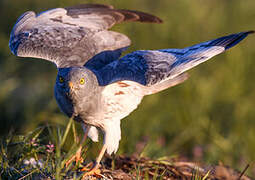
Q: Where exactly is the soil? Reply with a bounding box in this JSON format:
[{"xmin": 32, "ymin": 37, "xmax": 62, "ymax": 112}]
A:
[{"xmin": 87, "ymin": 155, "xmax": 253, "ymax": 180}]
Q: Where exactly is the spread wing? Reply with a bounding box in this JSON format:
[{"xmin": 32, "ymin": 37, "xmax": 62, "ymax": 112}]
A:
[
  {"xmin": 94, "ymin": 31, "xmax": 254, "ymax": 86},
  {"xmin": 9, "ymin": 4, "xmax": 162, "ymax": 68}
]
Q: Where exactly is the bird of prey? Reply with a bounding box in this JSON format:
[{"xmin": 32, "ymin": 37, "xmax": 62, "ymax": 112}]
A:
[{"xmin": 9, "ymin": 3, "xmax": 253, "ymax": 177}]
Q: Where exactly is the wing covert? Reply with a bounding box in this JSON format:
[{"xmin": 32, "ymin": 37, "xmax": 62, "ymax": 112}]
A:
[{"xmin": 9, "ymin": 4, "xmax": 162, "ymax": 68}]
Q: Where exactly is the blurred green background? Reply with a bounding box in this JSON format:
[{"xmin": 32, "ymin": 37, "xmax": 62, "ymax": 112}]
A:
[{"xmin": 1, "ymin": 0, "xmax": 255, "ymax": 175}]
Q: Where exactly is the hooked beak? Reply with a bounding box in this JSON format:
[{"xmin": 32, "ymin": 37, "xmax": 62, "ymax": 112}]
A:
[{"xmin": 68, "ymin": 82, "xmax": 74, "ymax": 90}]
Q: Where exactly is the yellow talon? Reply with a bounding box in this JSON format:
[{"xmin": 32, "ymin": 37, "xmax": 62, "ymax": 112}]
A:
[
  {"xmin": 82, "ymin": 168, "xmax": 102, "ymax": 179},
  {"xmin": 65, "ymin": 146, "xmax": 83, "ymax": 167},
  {"xmin": 80, "ymin": 162, "xmax": 94, "ymax": 171}
]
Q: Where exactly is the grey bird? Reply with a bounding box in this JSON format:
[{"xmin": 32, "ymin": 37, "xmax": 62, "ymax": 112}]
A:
[{"xmin": 9, "ymin": 3, "xmax": 253, "ymax": 176}]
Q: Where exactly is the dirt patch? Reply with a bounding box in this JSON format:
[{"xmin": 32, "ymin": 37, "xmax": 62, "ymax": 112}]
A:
[{"xmin": 90, "ymin": 155, "xmax": 253, "ymax": 180}]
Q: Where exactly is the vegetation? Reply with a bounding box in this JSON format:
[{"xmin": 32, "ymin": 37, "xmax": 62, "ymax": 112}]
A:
[
  {"xmin": 0, "ymin": 119, "xmax": 250, "ymax": 179},
  {"xmin": 0, "ymin": 0, "xmax": 255, "ymax": 178}
]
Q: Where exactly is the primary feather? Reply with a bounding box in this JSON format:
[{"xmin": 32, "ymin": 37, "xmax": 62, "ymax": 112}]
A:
[{"xmin": 9, "ymin": 4, "xmax": 162, "ymax": 68}]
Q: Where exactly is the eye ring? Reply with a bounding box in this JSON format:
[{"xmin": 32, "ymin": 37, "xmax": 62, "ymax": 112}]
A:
[
  {"xmin": 80, "ymin": 78, "xmax": 85, "ymax": 85},
  {"xmin": 59, "ymin": 76, "xmax": 64, "ymax": 83}
]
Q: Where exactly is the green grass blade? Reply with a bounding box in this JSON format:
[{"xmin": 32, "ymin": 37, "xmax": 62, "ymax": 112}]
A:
[
  {"xmin": 60, "ymin": 118, "xmax": 73, "ymax": 148},
  {"xmin": 202, "ymin": 170, "xmax": 211, "ymax": 180}
]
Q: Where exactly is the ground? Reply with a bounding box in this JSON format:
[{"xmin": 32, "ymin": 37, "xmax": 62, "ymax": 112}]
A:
[
  {"xmin": 85, "ymin": 155, "xmax": 251, "ymax": 179},
  {"xmin": 0, "ymin": 123, "xmax": 252, "ymax": 180}
]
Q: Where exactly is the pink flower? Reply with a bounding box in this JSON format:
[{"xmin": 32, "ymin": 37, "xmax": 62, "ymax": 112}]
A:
[
  {"xmin": 30, "ymin": 138, "xmax": 38, "ymax": 146},
  {"xmin": 46, "ymin": 141, "xmax": 54, "ymax": 153}
]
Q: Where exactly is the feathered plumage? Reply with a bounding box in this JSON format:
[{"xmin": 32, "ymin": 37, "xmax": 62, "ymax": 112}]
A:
[{"xmin": 9, "ymin": 4, "xmax": 162, "ymax": 67}]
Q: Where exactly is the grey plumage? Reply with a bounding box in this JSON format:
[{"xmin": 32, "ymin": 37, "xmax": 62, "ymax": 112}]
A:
[
  {"xmin": 94, "ymin": 31, "xmax": 254, "ymax": 87},
  {"xmin": 9, "ymin": 4, "xmax": 162, "ymax": 68},
  {"xmin": 9, "ymin": 4, "xmax": 253, "ymax": 158}
]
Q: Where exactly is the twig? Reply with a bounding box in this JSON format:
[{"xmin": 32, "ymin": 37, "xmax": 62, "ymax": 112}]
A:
[
  {"xmin": 18, "ymin": 169, "xmax": 37, "ymax": 180},
  {"xmin": 238, "ymin": 164, "xmax": 249, "ymax": 180}
]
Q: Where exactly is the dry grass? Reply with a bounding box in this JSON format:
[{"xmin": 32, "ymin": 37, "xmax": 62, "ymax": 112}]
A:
[{"xmin": 90, "ymin": 155, "xmax": 251, "ymax": 180}]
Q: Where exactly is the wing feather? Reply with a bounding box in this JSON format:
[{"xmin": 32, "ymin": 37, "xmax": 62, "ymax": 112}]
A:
[
  {"xmin": 95, "ymin": 31, "xmax": 253, "ymax": 86},
  {"xmin": 9, "ymin": 4, "xmax": 162, "ymax": 68}
]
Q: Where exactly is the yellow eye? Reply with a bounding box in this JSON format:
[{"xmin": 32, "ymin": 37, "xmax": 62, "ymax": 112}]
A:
[
  {"xmin": 80, "ymin": 78, "xmax": 85, "ymax": 85},
  {"xmin": 59, "ymin": 76, "xmax": 64, "ymax": 83}
]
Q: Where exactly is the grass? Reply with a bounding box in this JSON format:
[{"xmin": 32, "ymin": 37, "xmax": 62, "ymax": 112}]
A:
[
  {"xmin": 192, "ymin": 169, "xmax": 210, "ymax": 180},
  {"xmin": 0, "ymin": 118, "xmax": 251, "ymax": 179},
  {"xmin": 0, "ymin": 118, "xmax": 83, "ymax": 179}
]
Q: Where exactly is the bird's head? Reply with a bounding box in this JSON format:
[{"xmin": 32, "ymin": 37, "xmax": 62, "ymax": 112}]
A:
[{"xmin": 56, "ymin": 67, "xmax": 99, "ymax": 99}]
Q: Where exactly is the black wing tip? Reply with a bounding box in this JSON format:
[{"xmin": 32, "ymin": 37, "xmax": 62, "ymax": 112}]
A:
[
  {"xmin": 207, "ymin": 30, "xmax": 254, "ymax": 50},
  {"xmin": 245, "ymin": 30, "xmax": 255, "ymax": 34},
  {"xmin": 65, "ymin": 3, "xmax": 163, "ymax": 24},
  {"xmin": 141, "ymin": 14, "xmax": 163, "ymax": 24},
  {"xmin": 225, "ymin": 30, "xmax": 254, "ymax": 50},
  {"xmin": 65, "ymin": 4, "xmax": 113, "ymax": 10},
  {"xmin": 119, "ymin": 9, "xmax": 163, "ymax": 24}
]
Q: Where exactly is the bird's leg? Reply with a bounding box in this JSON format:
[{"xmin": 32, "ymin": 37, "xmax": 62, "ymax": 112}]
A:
[
  {"xmin": 65, "ymin": 126, "xmax": 91, "ymax": 167},
  {"xmin": 81, "ymin": 144, "xmax": 107, "ymax": 177}
]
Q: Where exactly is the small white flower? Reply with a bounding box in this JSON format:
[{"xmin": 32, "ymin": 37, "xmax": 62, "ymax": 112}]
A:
[
  {"xmin": 23, "ymin": 157, "xmax": 44, "ymax": 168},
  {"xmin": 23, "ymin": 159, "xmax": 30, "ymax": 165},
  {"xmin": 37, "ymin": 160, "xmax": 43, "ymax": 168},
  {"xmin": 29, "ymin": 158, "xmax": 37, "ymax": 167}
]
